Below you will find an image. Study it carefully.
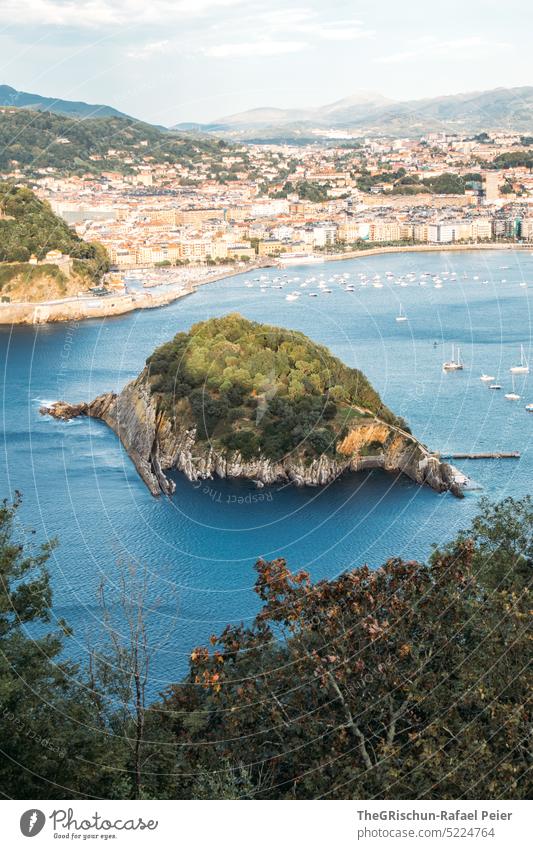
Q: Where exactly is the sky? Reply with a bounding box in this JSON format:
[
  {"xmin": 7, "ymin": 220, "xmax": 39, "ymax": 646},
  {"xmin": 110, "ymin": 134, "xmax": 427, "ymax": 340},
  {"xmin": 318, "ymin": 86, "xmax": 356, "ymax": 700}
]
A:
[{"xmin": 0, "ymin": 0, "xmax": 531, "ymax": 125}]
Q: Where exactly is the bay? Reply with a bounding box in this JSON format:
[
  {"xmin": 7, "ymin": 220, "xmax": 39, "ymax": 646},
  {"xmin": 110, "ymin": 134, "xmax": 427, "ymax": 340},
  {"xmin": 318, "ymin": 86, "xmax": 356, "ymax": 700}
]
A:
[{"xmin": 1, "ymin": 249, "xmax": 532, "ymax": 690}]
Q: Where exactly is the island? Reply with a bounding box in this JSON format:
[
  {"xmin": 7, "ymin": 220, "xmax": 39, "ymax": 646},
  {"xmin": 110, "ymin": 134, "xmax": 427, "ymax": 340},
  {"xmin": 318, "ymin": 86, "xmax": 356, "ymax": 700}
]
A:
[{"xmin": 41, "ymin": 314, "xmax": 464, "ymax": 497}]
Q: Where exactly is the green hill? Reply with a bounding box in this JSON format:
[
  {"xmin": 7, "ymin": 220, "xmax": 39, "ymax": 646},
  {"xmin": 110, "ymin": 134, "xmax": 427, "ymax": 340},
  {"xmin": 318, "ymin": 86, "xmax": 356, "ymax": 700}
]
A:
[
  {"xmin": 146, "ymin": 313, "xmax": 408, "ymax": 462},
  {"xmin": 0, "ymin": 183, "xmax": 108, "ymax": 299},
  {"xmin": 0, "ymin": 84, "xmax": 131, "ymax": 120},
  {"xmin": 0, "ymin": 108, "xmax": 231, "ymax": 175}
]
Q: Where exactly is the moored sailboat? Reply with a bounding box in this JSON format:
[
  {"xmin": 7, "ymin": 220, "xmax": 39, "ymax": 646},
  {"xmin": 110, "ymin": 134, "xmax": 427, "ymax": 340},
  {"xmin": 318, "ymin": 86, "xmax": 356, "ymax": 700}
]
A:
[
  {"xmin": 510, "ymin": 344, "xmax": 529, "ymax": 375},
  {"xmin": 443, "ymin": 344, "xmax": 464, "ymax": 371}
]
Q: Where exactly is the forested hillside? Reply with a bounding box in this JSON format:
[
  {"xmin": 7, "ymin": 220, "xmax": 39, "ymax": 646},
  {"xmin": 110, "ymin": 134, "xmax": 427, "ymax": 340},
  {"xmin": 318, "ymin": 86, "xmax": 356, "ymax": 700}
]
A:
[
  {"xmin": 146, "ymin": 313, "xmax": 407, "ymax": 462},
  {"xmin": 0, "ymin": 183, "xmax": 108, "ymax": 298},
  {"xmin": 0, "ymin": 183, "xmax": 105, "ymax": 263},
  {"xmin": 0, "ymin": 108, "xmax": 231, "ymax": 175}
]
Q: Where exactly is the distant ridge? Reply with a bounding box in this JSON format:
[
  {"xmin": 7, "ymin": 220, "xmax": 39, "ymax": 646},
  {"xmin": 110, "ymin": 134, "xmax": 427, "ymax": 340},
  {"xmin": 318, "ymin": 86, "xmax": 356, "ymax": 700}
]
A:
[
  {"xmin": 173, "ymin": 86, "xmax": 533, "ymax": 138},
  {"xmin": 0, "ymin": 84, "xmax": 133, "ymax": 120}
]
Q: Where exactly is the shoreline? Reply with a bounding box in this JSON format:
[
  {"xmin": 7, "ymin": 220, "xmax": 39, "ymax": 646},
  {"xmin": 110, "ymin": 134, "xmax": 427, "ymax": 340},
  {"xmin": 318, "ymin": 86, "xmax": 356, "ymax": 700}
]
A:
[
  {"xmin": 321, "ymin": 242, "xmax": 533, "ymax": 262},
  {"xmin": 0, "ymin": 263, "xmax": 269, "ymax": 326},
  {"xmin": 0, "ymin": 243, "xmax": 530, "ymax": 326}
]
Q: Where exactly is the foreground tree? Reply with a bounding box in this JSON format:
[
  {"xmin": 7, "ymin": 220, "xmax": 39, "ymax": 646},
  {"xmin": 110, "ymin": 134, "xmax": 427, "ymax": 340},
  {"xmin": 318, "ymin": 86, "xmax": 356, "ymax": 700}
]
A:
[
  {"xmin": 0, "ymin": 495, "xmax": 122, "ymax": 798},
  {"xmin": 160, "ymin": 497, "xmax": 531, "ymax": 799},
  {"xmin": 89, "ymin": 563, "xmax": 176, "ymax": 800}
]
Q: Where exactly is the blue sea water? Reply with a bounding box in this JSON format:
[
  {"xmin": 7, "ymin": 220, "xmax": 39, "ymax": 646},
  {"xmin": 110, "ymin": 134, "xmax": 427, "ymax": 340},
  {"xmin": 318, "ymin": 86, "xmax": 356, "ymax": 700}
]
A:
[{"xmin": 1, "ymin": 249, "xmax": 532, "ymax": 690}]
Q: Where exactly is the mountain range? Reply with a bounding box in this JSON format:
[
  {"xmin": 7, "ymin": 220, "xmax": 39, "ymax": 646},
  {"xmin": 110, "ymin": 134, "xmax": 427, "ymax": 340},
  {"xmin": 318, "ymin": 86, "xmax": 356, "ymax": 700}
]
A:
[
  {"xmin": 0, "ymin": 84, "xmax": 132, "ymax": 120},
  {"xmin": 1, "ymin": 83, "xmax": 532, "ymax": 138},
  {"xmin": 174, "ymin": 86, "xmax": 533, "ymax": 138}
]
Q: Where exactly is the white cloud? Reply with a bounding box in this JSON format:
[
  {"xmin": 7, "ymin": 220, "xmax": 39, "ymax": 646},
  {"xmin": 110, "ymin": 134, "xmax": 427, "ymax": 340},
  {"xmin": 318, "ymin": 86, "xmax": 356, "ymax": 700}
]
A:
[
  {"xmin": 318, "ymin": 22, "xmax": 373, "ymax": 42},
  {"xmin": 204, "ymin": 40, "xmax": 308, "ymax": 58},
  {"xmin": 126, "ymin": 40, "xmax": 170, "ymax": 60},
  {"xmin": 0, "ymin": 0, "xmax": 246, "ymax": 28},
  {"xmin": 256, "ymin": 10, "xmax": 373, "ymax": 42},
  {"xmin": 375, "ymin": 50, "xmax": 418, "ymax": 65},
  {"xmin": 375, "ymin": 36, "xmax": 510, "ymax": 64}
]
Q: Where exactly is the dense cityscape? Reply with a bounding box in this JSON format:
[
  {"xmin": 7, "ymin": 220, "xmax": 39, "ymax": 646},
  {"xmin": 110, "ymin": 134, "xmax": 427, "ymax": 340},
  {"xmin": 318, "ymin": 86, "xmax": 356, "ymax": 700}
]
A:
[
  {"xmin": 39, "ymin": 136, "xmax": 533, "ymax": 263},
  {"xmin": 2, "ymin": 123, "xmax": 532, "ymax": 275}
]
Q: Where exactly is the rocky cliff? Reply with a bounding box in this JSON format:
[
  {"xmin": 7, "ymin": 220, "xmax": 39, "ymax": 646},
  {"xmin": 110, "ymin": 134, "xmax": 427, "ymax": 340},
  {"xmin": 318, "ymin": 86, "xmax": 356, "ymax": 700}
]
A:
[{"xmin": 41, "ymin": 370, "xmax": 464, "ymax": 499}]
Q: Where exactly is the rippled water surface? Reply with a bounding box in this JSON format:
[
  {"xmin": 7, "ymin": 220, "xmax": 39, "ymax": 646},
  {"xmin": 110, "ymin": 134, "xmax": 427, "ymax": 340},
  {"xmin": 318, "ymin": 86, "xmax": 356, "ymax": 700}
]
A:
[{"xmin": 1, "ymin": 249, "xmax": 532, "ymax": 688}]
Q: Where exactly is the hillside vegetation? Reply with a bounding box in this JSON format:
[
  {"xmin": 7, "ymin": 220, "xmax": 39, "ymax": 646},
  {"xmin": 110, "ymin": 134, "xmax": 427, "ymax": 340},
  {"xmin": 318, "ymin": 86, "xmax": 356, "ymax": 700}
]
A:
[
  {"xmin": 0, "ymin": 182, "xmax": 107, "ymax": 264},
  {"xmin": 0, "ymin": 183, "xmax": 108, "ymax": 299},
  {"xmin": 146, "ymin": 313, "xmax": 407, "ymax": 461},
  {"xmin": 0, "ymin": 108, "xmax": 231, "ymax": 175},
  {"xmin": 0, "ymin": 83, "xmax": 130, "ymax": 120}
]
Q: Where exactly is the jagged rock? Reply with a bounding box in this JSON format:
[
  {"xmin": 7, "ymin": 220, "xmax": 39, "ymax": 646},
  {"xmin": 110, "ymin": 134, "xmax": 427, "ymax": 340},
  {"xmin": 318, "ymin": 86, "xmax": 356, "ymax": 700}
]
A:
[{"xmin": 41, "ymin": 371, "xmax": 464, "ymax": 499}]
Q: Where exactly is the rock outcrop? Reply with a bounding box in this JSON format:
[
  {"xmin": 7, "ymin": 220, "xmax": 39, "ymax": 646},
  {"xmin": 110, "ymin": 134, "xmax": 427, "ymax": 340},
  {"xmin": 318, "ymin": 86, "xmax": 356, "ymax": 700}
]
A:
[{"xmin": 41, "ymin": 371, "xmax": 464, "ymax": 499}]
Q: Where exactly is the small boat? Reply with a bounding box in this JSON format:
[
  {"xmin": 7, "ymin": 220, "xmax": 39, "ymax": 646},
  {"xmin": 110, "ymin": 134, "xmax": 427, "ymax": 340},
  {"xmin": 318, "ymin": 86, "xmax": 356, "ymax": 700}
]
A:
[
  {"xmin": 480, "ymin": 374, "xmax": 495, "ymax": 382},
  {"xmin": 308, "ymin": 292, "xmax": 318, "ymax": 297},
  {"xmin": 434, "ymin": 281, "xmax": 443, "ymax": 289},
  {"xmin": 285, "ymin": 293, "xmax": 299, "ymax": 301},
  {"xmin": 510, "ymin": 345, "xmax": 529, "ymax": 375},
  {"xmin": 505, "ymin": 376, "xmax": 521, "ymax": 401},
  {"xmin": 526, "ymin": 403, "xmax": 533, "ymax": 412},
  {"xmin": 489, "ymin": 384, "xmax": 502, "ymax": 390},
  {"xmin": 443, "ymin": 345, "xmax": 464, "ymax": 372},
  {"xmin": 396, "ymin": 304, "xmax": 408, "ymax": 322}
]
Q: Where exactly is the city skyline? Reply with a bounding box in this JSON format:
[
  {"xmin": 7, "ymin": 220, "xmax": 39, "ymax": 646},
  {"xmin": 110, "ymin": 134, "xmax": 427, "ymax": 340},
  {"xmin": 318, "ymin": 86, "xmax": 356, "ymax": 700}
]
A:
[{"xmin": 0, "ymin": 0, "xmax": 531, "ymax": 124}]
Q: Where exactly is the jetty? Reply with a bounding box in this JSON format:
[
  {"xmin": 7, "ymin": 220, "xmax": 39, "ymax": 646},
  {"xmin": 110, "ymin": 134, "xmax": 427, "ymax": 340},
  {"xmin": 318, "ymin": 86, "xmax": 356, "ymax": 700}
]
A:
[{"xmin": 438, "ymin": 452, "xmax": 520, "ymax": 460}]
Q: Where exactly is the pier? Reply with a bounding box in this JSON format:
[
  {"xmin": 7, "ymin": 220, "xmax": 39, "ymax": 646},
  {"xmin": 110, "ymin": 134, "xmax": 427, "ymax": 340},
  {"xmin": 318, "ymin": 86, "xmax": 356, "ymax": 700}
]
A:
[{"xmin": 438, "ymin": 452, "xmax": 520, "ymax": 460}]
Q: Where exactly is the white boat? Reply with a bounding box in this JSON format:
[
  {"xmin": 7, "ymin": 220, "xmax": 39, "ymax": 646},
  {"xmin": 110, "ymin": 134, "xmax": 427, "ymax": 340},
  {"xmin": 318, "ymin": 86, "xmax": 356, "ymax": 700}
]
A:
[
  {"xmin": 396, "ymin": 304, "xmax": 408, "ymax": 322},
  {"xmin": 285, "ymin": 293, "xmax": 299, "ymax": 301},
  {"xmin": 526, "ymin": 403, "xmax": 533, "ymax": 412},
  {"xmin": 480, "ymin": 373, "xmax": 495, "ymax": 382},
  {"xmin": 510, "ymin": 345, "xmax": 529, "ymax": 375},
  {"xmin": 372, "ymin": 281, "xmax": 384, "ymax": 289},
  {"xmin": 505, "ymin": 376, "xmax": 521, "ymax": 401},
  {"xmin": 489, "ymin": 384, "xmax": 502, "ymax": 390},
  {"xmin": 443, "ymin": 345, "xmax": 464, "ymax": 371}
]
